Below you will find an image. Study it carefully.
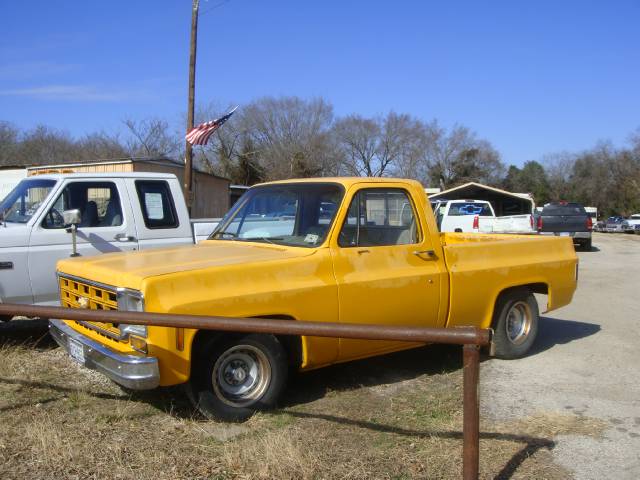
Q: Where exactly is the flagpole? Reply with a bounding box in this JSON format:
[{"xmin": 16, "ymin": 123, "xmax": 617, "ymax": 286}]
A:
[{"xmin": 184, "ymin": 0, "xmax": 199, "ymax": 214}]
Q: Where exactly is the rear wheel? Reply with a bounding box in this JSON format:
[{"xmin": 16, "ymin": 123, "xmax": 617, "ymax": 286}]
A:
[
  {"xmin": 582, "ymin": 239, "xmax": 592, "ymax": 251},
  {"xmin": 0, "ymin": 315, "xmax": 11, "ymax": 322},
  {"xmin": 188, "ymin": 333, "xmax": 288, "ymax": 422},
  {"xmin": 492, "ymin": 289, "xmax": 539, "ymax": 359}
]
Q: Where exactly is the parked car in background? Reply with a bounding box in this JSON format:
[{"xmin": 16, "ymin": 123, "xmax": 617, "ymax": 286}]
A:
[
  {"xmin": 593, "ymin": 220, "xmax": 606, "ymax": 232},
  {"xmin": 0, "ymin": 172, "xmax": 219, "ymax": 316},
  {"xmin": 635, "ymin": 224, "xmax": 640, "ymax": 235},
  {"xmin": 537, "ymin": 201, "xmax": 593, "ymax": 250},
  {"xmin": 621, "ymin": 214, "xmax": 640, "ymax": 233},
  {"xmin": 605, "ymin": 216, "xmax": 625, "ymax": 233},
  {"xmin": 431, "ymin": 199, "xmax": 535, "ymax": 233}
]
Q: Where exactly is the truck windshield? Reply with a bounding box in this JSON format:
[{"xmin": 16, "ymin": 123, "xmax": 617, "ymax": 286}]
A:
[
  {"xmin": 210, "ymin": 183, "xmax": 344, "ymax": 247},
  {"xmin": 0, "ymin": 178, "xmax": 56, "ymax": 223}
]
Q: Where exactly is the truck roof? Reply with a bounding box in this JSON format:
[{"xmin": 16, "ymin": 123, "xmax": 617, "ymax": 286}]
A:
[
  {"xmin": 255, "ymin": 177, "xmax": 424, "ymax": 188},
  {"xmin": 24, "ymin": 172, "xmax": 178, "ymax": 181}
]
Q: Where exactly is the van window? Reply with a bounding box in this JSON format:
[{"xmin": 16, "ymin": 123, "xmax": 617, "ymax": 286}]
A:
[
  {"xmin": 42, "ymin": 181, "xmax": 123, "ymax": 229},
  {"xmin": 135, "ymin": 180, "xmax": 179, "ymax": 229}
]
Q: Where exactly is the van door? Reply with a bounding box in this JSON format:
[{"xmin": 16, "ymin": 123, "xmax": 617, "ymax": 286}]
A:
[
  {"xmin": 124, "ymin": 178, "xmax": 193, "ymax": 250},
  {"xmin": 331, "ymin": 186, "xmax": 444, "ymax": 361},
  {"xmin": 28, "ymin": 179, "xmax": 138, "ymax": 305}
]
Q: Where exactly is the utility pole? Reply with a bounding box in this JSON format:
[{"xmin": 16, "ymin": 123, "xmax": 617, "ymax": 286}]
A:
[{"xmin": 184, "ymin": 0, "xmax": 199, "ymax": 214}]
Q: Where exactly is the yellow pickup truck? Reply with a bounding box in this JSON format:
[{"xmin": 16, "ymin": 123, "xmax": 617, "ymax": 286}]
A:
[{"xmin": 51, "ymin": 178, "xmax": 578, "ymax": 420}]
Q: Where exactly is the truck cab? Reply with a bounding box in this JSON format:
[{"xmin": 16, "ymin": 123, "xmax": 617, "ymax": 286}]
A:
[{"xmin": 0, "ymin": 172, "xmax": 212, "ymax": 309}]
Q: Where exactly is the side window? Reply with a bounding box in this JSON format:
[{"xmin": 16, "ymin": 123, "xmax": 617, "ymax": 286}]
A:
[
  {"xmin": 338, "ymin": 189, "xmax": 419, "ymax": 247},
  {"xmin": 135, "ymin": 180, "xmax": 178, "ymax": 229},
  {"xmin": 42, "ymin": 182, "xmax": 123, "ymax": 229}
]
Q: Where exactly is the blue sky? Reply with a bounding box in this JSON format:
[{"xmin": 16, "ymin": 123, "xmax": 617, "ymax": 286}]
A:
[{"xmin": 1, "ymin": 0, "xmax": 639, "ymax": 166}]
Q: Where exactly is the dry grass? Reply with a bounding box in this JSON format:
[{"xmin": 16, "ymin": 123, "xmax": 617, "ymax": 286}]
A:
[{"xmin": 0, "ymin": 320, "xmax": 598, "ymax": 479}]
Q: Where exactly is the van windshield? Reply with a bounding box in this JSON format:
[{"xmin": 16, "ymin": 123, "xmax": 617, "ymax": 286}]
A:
[
  {"xmin": 210, "ymin": 183, "xmax": 344, "ymax": 247},
  {"xmin": 0, "ymin": 179, "xmax": 56, "ymax": 223}
]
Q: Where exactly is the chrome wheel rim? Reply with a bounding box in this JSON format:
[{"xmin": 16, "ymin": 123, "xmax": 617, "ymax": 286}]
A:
[
  {"xmin": 212, "ymin": 345, "xmax": 271, "ymax": 407},
  {"xmin": 505, "ymin": 301, "xmax": 533, "ymax": 346}
]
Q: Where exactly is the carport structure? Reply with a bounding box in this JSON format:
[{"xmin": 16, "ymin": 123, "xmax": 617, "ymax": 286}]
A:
[{"xmin": 429, "ymin": 182, "xmax": 534, "ymax": 216}]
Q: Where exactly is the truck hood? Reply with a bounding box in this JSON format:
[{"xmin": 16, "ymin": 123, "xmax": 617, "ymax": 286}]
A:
[
  {"xmin": 0, "ymin": 223, "xmax": 30, "ymax": 248},
  {"xmin": 56, "ymin": 240, "xmax": 317, "ymax": 289}
]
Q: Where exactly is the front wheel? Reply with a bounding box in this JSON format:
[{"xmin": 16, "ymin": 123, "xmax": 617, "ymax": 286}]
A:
[
  {"xmin": 0, "ymin": 315, "xmax": 12, "ymax": 322},
  {"xmin": 492, "ymin": 289, "xmax": 539, "ymax": 359},
  {"xmin": 189, "ymin": 334, "xmax": 288, "ymax": 422}
]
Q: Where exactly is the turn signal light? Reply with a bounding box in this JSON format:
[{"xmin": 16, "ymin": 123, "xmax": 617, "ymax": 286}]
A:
[
  {"xmin": 129, "ymin": 335, "xmax": 148, "ymax": 354},
  {"xmin": 537, "ymin": 216, "xmax": 543, "ymax": 231},
  {"xmin": 586, "ymin": 217, "xmax": 593, "ymax": 230},
  {"xmin": 472, "ymin": 215, "xmax": 479, "ymax": 230}
]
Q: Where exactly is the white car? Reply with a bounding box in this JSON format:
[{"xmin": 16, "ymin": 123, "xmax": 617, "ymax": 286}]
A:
[
  {"xmin": 621, "ymin": 214, "xmax": 640, "ymax": 233},
  {"xmin": 0, "ymin": 172, "xmax": 218, "ymax": 312}
]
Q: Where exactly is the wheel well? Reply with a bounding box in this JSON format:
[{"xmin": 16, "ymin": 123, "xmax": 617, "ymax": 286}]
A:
[
  {"xmin": 491, "ymin": 283, "xmax": 547, "ymax": 326},
  {"xmin": 190, "ymin": 314, "xmax": 302, "ymax": 369}
]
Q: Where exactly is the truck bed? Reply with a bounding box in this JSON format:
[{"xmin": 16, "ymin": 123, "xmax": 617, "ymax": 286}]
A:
[{"xmin": 439, "ymin": 233, "xmax": 577, "ymax": 329}]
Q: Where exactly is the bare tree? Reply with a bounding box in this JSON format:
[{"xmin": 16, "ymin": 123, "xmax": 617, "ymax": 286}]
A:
[
  {"xmin": 334, "ymin": 112, "xmax": 426, "ymax": 178},
  {"xmin": 244, "ymin": 96, "xmax": 337, "ymax": 180},
  {"xmin": 0, "ymin": 121, "xmax": 19, "ymax": 166},
  {"xmin": 13, "ymin": 125, "xmax": 78, "ymax": 165},
  {"xmin": 123, "ymin": 118, "xmax": 181, "ymax": 159},
  {"xmin": 76, "ymin": 132, "xmax": 129, "ymax": 161}
]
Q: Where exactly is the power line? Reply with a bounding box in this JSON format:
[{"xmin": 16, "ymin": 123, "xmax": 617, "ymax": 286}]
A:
[{"xmin": 200, "ymin": 0, "xmax": 232, "ymax": 16}]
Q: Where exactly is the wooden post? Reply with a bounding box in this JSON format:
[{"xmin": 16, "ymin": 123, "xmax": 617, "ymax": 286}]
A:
[{"xmin": 184, "ymin": 0, "xmax": 199, "ymax": 214}]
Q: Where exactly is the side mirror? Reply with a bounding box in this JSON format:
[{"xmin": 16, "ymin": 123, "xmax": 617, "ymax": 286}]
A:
[
  {"xmin": 63, "ymin": 209, "xmax": 82, "ymax": 226},
  {"xmin": 63, "ymin": 209, "xmax": 82, "ymax": 257}
]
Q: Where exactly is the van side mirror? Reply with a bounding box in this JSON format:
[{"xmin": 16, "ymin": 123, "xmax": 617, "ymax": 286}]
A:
[{"xmin": 63, "ymin": 209, "xmax": 82, "ymax": 226}]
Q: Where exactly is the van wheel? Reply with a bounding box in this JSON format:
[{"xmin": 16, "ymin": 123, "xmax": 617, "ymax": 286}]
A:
[
  {"xmin": 189, "ymin": 334, "xmax": 288, "ymax": 422},
  {"xmin": 492, "ymin": 289, "xmax": 539, "ymax": 359},
  {"xmin": 0, "ymin": 315, "xmax": 11, "ymax": 322}
]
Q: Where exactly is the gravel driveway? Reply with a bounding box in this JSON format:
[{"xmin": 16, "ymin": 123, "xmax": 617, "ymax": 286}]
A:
[{"xmin": 482, "ymin": 232, "xmax": 640, "ymax": 479}]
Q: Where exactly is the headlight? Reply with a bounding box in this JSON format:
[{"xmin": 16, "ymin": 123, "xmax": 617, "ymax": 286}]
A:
[{"xmin": 117, "ymin": 288, "xmax": 147, "ymax": 338}]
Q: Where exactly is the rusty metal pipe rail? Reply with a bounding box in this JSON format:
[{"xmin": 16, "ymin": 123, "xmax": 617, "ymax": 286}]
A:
[
  {"xmin": 0, "ymin": 303, "xmax": 490, "ymax": 345},
  {"xmin": 0, "ymin": 303, "xmax": 491, "ymax": 480}
]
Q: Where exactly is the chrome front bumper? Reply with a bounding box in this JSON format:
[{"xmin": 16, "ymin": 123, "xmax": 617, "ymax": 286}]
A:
[{"xmin": 49, "ymin": 319, "xmax": 160, "ymax": 390}]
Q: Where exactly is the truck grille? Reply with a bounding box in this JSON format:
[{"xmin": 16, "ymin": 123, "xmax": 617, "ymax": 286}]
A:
[{"xmin": 58, "ymin": 275, "xmax": 123, "ymax": 340}]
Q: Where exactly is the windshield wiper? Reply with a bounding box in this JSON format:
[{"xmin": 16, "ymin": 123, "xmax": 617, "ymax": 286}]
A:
[
  {"xmin": 241, "ymin": 237, "xmax": 284, "ymax": 244},
  {"xmin": 212, "ymin": 231, "xmax": 237, "ymax": 239}
]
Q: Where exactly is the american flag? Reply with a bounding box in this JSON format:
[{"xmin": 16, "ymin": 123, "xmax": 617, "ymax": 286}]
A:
[{"xmin": 185, "ymin": 106, "xmax": 238, "ymax": 145}]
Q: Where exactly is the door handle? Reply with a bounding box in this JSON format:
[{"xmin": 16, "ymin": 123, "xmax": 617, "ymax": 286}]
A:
[
  {"xmin": 114, "ymin": 233, "xmax": 136, "ymax": 242},
  {"xmin": 413, "ymin": 249, "xmax": 436, "ymax": 258},
  {"xmin": 357, "ymin": 249, "xmax": 370, "ymax": 254}
]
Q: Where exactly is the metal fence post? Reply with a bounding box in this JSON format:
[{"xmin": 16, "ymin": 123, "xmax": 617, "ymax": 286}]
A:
[{"xmin": 463, "ymin": 343, "xmax": 480, "ymax": 480}]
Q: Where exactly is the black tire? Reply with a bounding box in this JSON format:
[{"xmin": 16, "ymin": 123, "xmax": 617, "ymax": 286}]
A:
[
  {"xmin": 188, "ymin": 333, "xmax": 288, "ymax": 422},
  {"xmin": 582, "ymin": 239, "xmax": 592, "ymax": 251},
  {"xmin": 491, "ymin": 288, "xmax": 539, "ymax": 359},
  {"xmin": 0, "ymin": 315, "xmax": 12, "ymax": 322}
]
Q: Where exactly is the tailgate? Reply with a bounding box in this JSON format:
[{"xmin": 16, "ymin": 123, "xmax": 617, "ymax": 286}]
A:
[{"xmin": 541, "ymin": 215, "xmax": 589, "ymax": 233}]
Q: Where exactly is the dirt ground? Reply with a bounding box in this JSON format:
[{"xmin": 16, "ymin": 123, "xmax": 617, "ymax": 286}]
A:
[
  {"xmin": 483, "ymin": 232, "xmax": 640, "ymax": 479},
  {"xmin": 0, "ymin": 232, "xmax": 637, "ymax": 479}
]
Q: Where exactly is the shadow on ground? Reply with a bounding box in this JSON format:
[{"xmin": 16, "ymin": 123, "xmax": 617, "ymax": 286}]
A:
[
  {"xmin": 283, "ymin": 343, "xmax": 462, "ymax": 408},
  {"xmin": 277, "ymin": 410, "xmax": 555, "ymax": 480},
  {"xmin": 0, "ymin": 317, "xmax": 56, "ymax": 349},
  {"xmin": 528, "ymin": 316, "xmax": 600, "ymax": 356}
]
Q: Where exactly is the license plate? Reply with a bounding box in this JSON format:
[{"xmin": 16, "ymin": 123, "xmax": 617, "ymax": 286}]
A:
[
  {"xmin": 68, "ymin": 338, "xmax": 85, "ymax": 364},
  {"xmin": 559, "ymin": 232, "xmax": 570, "ymax": 237}
]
